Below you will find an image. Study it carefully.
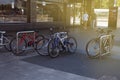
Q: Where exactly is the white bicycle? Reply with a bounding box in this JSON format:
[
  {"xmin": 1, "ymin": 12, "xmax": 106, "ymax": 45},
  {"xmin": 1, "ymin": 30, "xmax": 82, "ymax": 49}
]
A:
[
  {"xmin": 86, "ymin": 29, "xmax": 114, "ymax": 59},
  {"xmin": 0, "ymin": 31, "xmax": 12, "ymax": 51}
]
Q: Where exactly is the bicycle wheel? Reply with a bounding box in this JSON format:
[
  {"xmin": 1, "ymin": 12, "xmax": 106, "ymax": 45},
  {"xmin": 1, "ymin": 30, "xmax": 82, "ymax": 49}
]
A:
[
  {"xmin": 86, "ymin": 39, "xmax": 100, "ymax": 58},
  {"xmin": 67, "ymin": 37, "xmax": 77, "ymax": 53},
  {"xmin": 3, "ymin": 36, "xmax": 12, "ymax": 51},
  {"xmin": 10, "ymin": 37, "xmax": 27, "ymax": 56},
  {"xmin": 35, "ymin": 35, "xmax": 44, "ymax": 43},
  {"xmin": 36, "ymin": 38, "xmax": 49, "ymax": 56},
  {"xmin": 48, "ymin": 39, "xmax": 60, "ymax": 58}
]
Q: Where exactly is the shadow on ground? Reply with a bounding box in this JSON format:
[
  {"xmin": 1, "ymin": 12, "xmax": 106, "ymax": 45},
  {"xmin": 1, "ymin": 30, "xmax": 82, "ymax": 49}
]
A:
[{"xmin": 22, "ymin": 52, "xmax": 120, "ymax": 79}]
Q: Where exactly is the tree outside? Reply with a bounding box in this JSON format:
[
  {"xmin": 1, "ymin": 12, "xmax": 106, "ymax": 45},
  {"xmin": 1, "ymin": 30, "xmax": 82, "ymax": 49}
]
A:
[{"xmin": 94, "ymin": 0, "xmax": 120, "ymax": 9}]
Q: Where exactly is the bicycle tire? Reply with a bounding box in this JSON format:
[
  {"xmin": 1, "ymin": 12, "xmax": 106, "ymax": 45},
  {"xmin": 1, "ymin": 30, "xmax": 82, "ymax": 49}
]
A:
[
  {"xmin": 67, "ymin": 37, "xmax": 77, "ymax": 53},
  {"xmin": 86, "ymin": 39, "xmax": 100, "ymax": 58},
  {"xmin": 35, "ymin": 34, "xmax": 44, "ymax": 43},
  {"xmin": 48, "ymin": 39, "xmax": 60, "ymax": 58},
  {"xmin": 36, "ymin": 38, "xmax": 49, "ymax": 56},
  {"xmin": 10, "ymin": 37, "xmax": 27, "ymax": 56}
]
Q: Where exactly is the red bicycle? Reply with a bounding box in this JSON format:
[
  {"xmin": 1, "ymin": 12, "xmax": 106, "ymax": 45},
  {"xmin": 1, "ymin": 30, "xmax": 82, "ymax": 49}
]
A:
[{"xmin": 10, "ymin": 31, "xmax": 44, "ymax": 56}]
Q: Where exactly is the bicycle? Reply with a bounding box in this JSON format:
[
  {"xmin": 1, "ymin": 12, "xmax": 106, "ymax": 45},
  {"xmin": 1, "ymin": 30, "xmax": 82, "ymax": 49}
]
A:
[
  {"xmin": 86, "ymin": 28, "xmax": 114, "ymax": 59},
  {"xmin": 10, "ymin": 31, "xmax": 44, "ymax": 56},
  {"xmin": 36, "ymin": 27, "xmax": 55, "ymax": 56},
  {"xmin": 47, "ymin": 31, "xmax": 77, "ymax": 58},
  {"xmin": 0, "ymin": 31, "xmax": 13, "ymax": 51}
]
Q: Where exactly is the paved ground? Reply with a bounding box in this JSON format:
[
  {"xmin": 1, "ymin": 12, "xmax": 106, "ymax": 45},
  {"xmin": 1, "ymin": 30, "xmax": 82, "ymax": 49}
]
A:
[
  {"xmin": 0, "ymin": 28, "xmax": 120, "ymax": 80},
  {"xmin": 0, "ymin": 45, "xmax": 120, "ymax": 80},
  {"xmin": 0, "ymin": 49, "xmax": 96, "ymax": 80}
]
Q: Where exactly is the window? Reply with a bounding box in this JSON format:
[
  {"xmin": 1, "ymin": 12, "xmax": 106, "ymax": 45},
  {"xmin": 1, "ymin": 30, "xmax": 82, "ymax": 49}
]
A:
[
  {"xmin": 94, "ymin": 9, "xmax": 109, "ymax": 28},
  {"xmin": 0, "ymin": 0, "xmax": 27, "ymax": 23},
  {"xmin": 36, "ymin": 1, "xmax": 64, "ymax": 22},
  {"xmin": 66, "ymin": 3, "xmax": 82, "ymax": 25}
]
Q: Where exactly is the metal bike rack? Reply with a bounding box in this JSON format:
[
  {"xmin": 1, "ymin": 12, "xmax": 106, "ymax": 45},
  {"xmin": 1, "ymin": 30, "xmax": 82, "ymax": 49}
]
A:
[
  {"xmin": 16, "ymin": 31, "xmax": 35, "ymax": 53},
  {"xmin": 99, "ymin": 34, "xmax": 112, "ymax": 58}
]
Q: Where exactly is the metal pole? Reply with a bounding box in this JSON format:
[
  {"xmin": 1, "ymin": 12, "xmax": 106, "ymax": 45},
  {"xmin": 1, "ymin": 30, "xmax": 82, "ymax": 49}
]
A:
[
  {"xmin": 27, "ymin": 0, "xmax": 31, "ymax": 23},
  {"xmin": 114, "ymin": 0, "xmax": 117, "ymax": 7}
]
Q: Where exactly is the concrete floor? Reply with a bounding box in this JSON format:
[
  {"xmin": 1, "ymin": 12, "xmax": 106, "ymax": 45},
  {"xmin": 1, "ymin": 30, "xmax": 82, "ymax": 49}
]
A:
[{"xmin": 0, "ymin": 28, "xmax": 120, "ymax": 80}]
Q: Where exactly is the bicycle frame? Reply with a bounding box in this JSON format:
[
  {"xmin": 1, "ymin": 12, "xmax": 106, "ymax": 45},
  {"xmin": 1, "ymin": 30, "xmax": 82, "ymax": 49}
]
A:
[
  {"xmin": 0, "ymin": 32, "xmax": 5, "ymax": 45},
  {"xmin": 18, "ymin": 31, "xmax": 40, "ymax": 43},
  {"xmin": 41, "ymin": 27, "xmax": 56, "ymax": 48},
  {"xmin": 23, "ymin": 33, "xmax": 35, "ymax": 45},
  {"xmin": 53, "ymin": 32, "xmax": 68, "ymax": 49},
  {"xmin": 0, "ymin": 31, "xmax": 10, "ymax": 46}
]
